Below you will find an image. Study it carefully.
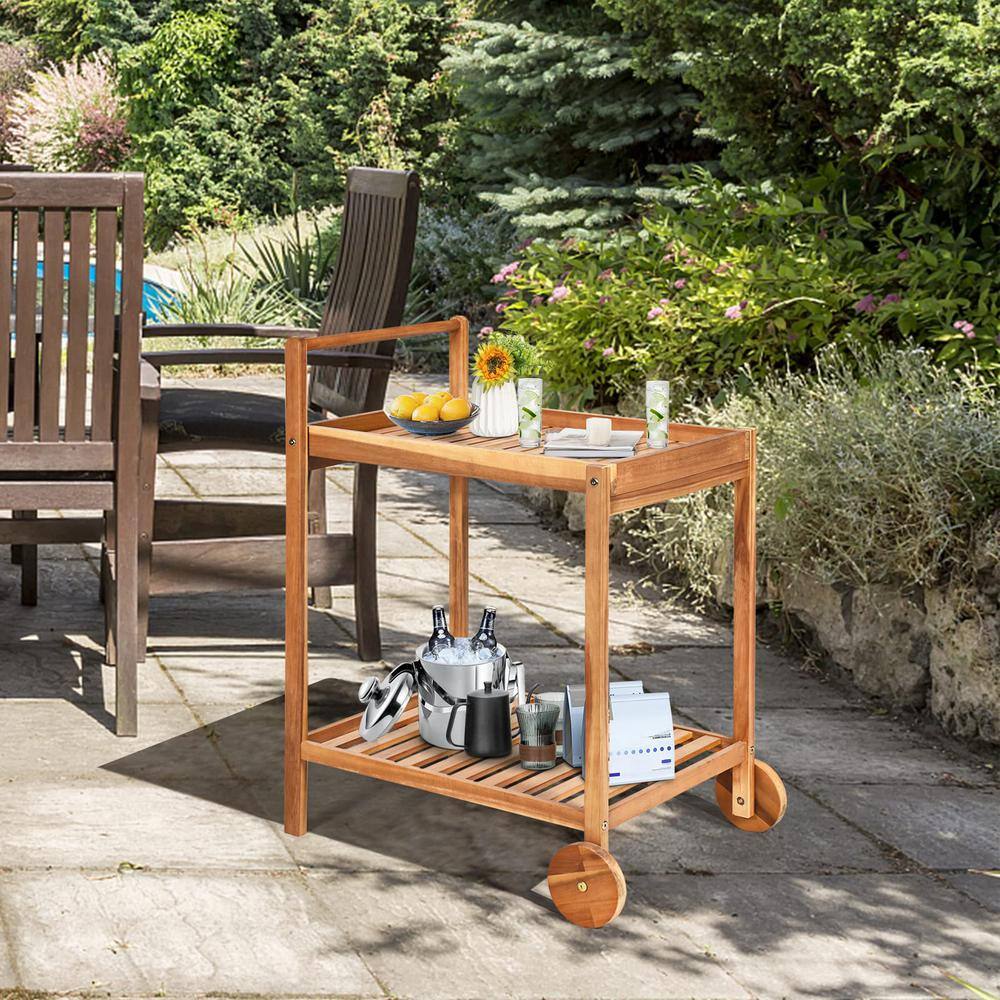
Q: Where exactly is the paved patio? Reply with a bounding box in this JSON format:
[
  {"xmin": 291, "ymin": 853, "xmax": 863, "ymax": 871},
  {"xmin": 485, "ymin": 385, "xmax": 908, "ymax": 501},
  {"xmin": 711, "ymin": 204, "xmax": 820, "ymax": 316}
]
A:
[{"xmin": 1, "ymin": 374, "xmax": 997, "ymax": 999}]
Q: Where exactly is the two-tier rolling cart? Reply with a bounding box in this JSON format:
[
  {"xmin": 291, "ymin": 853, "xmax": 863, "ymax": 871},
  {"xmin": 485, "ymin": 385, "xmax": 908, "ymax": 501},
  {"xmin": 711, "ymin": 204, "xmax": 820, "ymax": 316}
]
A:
[{"xmin": 283, "ymin": 318, "xmax": 786, "ymax": 928}]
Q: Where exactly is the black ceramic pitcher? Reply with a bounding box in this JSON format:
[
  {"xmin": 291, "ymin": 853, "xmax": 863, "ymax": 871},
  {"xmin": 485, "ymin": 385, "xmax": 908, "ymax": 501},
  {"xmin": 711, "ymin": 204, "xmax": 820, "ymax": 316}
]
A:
[{"xmin": 446, "ymin": 681, "xmax": 512, "ymax": 757}]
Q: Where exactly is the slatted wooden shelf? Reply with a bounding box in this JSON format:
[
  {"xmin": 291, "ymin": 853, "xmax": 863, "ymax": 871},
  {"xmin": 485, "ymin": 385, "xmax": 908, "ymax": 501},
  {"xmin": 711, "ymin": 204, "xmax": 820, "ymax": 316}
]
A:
[
  {"xmin": 308, "ymin": 408, "xmax": 750, "ymax": 512},
  {"xmin": 301, "ymin": 700, "xmax": 743, "ymax": 832}
]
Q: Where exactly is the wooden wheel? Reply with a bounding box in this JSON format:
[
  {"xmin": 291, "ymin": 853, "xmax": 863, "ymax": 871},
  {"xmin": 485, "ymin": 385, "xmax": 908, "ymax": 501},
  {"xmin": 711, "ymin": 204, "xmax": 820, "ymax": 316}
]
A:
[
  {"xmin": 716, "ymin": 759, "xmax": 787, "ymax": 832},
  {"xmin": 547, "ymin": 842, "xmax": 627, "ymax": 928}
]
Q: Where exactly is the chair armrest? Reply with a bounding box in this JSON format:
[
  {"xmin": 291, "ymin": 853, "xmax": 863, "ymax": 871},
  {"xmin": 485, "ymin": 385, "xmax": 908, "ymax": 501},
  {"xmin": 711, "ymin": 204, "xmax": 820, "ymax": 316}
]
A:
[
  {"xmin": 139, "ymin": 357, "xmax": 161, "ymax": 401},
  {"xmin": 142, "ymin": 322, "xmax": 319, "ymax": 341},
  {"xmin": 142, "ymin": 348, "xmax": 395, "ymax": 370}
]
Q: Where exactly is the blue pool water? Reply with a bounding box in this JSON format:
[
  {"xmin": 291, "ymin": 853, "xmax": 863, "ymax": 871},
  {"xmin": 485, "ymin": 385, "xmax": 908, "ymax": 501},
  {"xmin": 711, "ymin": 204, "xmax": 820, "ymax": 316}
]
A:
[{"xmin": 33, "ymin": 261, "xmax": 174, "ymax": 321}]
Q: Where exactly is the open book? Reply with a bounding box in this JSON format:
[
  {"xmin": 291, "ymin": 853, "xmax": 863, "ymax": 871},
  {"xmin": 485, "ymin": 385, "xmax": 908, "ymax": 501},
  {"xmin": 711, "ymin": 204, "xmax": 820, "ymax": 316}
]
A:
[{"xmin": 542, "ymin": 427, "xmax": 644, "ymax": 459}]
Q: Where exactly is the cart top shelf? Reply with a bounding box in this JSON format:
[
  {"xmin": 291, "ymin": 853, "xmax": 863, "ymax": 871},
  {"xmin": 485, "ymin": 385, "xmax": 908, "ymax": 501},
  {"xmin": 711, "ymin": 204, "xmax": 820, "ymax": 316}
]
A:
[{"xmin": 308, "ymin": 408, "xmax": 751, "ymax": 513}]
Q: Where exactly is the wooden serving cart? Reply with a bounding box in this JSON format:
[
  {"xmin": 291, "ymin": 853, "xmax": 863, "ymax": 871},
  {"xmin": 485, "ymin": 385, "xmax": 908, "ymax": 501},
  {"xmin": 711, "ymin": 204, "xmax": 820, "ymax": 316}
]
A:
[{"xmin": 283, "ymin": 318, "xmax": 787, "ymax": 928}]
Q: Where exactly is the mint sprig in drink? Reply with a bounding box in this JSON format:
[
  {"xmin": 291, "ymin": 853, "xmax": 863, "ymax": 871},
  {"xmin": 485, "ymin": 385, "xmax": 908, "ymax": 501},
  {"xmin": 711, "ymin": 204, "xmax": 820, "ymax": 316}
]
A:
[
  {"xmin": 646, "ymin": 380, "xmax": 669, "ymax": 449},
  {"xmin": 517, "ymin": 378, "xmax": 543, "ymax": 447}
]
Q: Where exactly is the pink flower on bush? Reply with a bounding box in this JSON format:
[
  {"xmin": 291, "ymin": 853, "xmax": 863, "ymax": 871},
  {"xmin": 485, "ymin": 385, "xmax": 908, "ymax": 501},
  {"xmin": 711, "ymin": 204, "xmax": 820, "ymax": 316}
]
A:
[
  {"xmin": 724, "ymin": 304, "xmax": 743, "ymax": 320},
  {"xmin": 953, "ymin": 319, "xmax": 975, "ymax": 337},
  {"xmin": 647, "ymin": 306, "xmax": 664, "ymax": 320},
  {"xmin": 490, "ymin": 261, "xmax": 520, "ymax": 284},
  {"xmin": 598, "ymin": 268, "xmax": 614, "ymax": 281},
  {"xmin": 548, "ymin": 284, "xmax": 569, "ymax": 303},
  {"xmin": 897, "ymin": 249, "xmax": 910, "ymax": 261},
  {"xmin": 478, "ymin": 326, "xmax": 493, "ymax": 339},
  {"xmin": 659, "ymin": 298, "xmax": 670, "ymax": 307},
  {"xmin": 598, "ymin": 295, "xmax": 609, "ymax": 305},
  {"xmin": 531, "ymin": 295, "xmax": 543, "ymax": 307},
  {"xmin": 583, "ymin": 338, "xmax": 595, "ymax": 350},
  {"xmin": 602, "ymin": 347, "xmax": 614, "ymax": 357},
  {"xmin": 880, "ymin": 293, "xmax": 901, "ymax": 306},
  {"xmin": 853, "ymin": 294, "xmax": 877, "ymax": 314},
  {"xmin": 495, "ymin": 302, "xmax": 507, "ymax": 314},
  {"xmin": 674, "ymin": 279, "xmax": 687, "ymax": 290}
]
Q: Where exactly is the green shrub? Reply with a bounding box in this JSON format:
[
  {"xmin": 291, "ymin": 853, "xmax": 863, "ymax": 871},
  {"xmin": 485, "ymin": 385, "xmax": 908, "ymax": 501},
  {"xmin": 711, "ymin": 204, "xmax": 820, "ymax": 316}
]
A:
[
  {"xmin": 159, "ymin": 228, "xmax": 297, "ymax": 329},
  {"xmin": 239, "ymin": 206, "xmax": 342, "ymax": 324},
  {"xmin": 444, "ymin": 1, "xmax": 708, "ymax": 239},
  {"xmin": 267, "ymin": 0, "xmax": 462, "ymax": 207},
  {"xmin": 602, "ymin": 0, "xmax": 1000, "ymax": 230},
  {"xmin": 624, "ymin": 347, "xmax": 1000, "ymax": 601},
  {"xmin": 494, "ymin": 169, "xmax": 1000, "ymax": 407}
]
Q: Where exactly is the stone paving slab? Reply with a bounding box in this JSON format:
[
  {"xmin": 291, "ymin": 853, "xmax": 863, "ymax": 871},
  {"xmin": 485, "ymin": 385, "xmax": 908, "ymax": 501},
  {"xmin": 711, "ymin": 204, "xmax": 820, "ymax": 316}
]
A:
[
  {"xmin": 613, "ymin": 782, "xmax": 898, "ymax": 876},
  {"xmin": 0, "ymin": 640, "xmax": 179, "ymax": 706},
  {"xmin": 0, "ymin": 776, "xmax": 294, "ymax": 872},
  {"xmin": 686, "ymin": 706, "xmax": 991, "ymax": 786},
  {"xmin": 629, "ymin": 873, "xmax": 997, "ymax": 999},
  {"xmin": 307, "ymin": 869, "xmax": 748, "ymax": 1000},
  {"xmin": 0, "ymin": 869, "xmax": 379, "ymax": 997},
  {"xmin": 811, "ymin": 783, "xmax": 1000, "ymax": 870}
]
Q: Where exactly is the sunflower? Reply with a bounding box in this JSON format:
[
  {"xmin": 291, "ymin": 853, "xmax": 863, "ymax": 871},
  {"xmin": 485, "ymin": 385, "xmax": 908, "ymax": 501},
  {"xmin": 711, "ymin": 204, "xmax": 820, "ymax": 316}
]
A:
[{"xmin": 473, "ymin": 342, "xmax": 514, "ymax": 390}]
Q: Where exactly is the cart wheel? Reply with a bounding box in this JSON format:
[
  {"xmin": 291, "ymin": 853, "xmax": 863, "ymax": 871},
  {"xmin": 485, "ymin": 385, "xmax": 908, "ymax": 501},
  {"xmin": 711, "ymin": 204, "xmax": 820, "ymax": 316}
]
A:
[
  {"xmin": 716, "ymin": 759, "xmax": 787, "ymax": 832},
  {"xmin": 547, "ymin": 842, "xmax": 627, "ymax": 928}
]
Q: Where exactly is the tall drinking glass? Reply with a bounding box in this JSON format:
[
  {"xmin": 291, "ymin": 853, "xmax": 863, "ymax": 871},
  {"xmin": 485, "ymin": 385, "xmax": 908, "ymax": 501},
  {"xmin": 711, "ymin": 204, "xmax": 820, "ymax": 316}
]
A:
[
  {"xmin": 645, "ymin": 380, "xmax": 670, "ymax": 449},
  {"xmin": 517, "ymin": 377, "xmax": 543, "ymax": 448}
]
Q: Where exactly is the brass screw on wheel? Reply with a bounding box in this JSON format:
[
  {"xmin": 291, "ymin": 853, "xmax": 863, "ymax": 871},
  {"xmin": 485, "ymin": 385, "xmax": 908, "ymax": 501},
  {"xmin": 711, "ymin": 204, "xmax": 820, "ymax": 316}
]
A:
[{"xmin": 577, "ymin": 881, "xmax": 588, "ymax": 892}]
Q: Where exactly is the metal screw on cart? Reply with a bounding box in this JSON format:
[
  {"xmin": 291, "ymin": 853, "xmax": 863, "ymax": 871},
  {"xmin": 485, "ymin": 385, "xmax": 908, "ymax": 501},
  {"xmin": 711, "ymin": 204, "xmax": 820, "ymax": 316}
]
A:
[
  {"xmin": 577, "ymin": 881, "xmax": 588, "ymax": 893},
  {"xmin": 590, "ymin": 477, "xmax": 598, "ymax": 486},
  {"xmin": 288, "ymin": 438, "xmax": 296, "ymax": 446},
  {"xmin": 737, "ymin": 796, "xmax": 745, "ymax": 806}
]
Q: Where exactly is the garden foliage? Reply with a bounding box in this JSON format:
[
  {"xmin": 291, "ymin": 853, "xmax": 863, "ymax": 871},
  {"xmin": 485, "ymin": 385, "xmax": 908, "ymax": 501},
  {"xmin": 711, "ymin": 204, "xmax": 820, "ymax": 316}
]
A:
[
  {"xmin": 624, "ymin": 347, "xmax": 1000, "ymax": 600},
  {"xmin": 602, "ymin": 0, "xmax": 1000, "ymax": 231},
  {"xmin": 493, "ymin": 168, "xmax": 999, "ymax": 407},
  {"xmin": 444, "ymin": 0, "xmax": 709, "ymax": 237}
]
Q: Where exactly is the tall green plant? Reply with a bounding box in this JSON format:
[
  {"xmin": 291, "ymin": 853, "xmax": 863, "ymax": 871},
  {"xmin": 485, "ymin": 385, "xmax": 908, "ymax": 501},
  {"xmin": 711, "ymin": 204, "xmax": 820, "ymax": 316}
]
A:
[{"xmin": 444, "ymin": 0, "xmax": 710, "ymax": 238}]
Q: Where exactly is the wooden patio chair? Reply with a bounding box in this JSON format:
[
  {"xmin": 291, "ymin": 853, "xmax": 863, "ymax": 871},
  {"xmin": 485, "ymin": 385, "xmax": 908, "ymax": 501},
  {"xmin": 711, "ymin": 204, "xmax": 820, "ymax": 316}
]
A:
[
  {"xmin": 138, "ymin": 167, "xmax": 420, "ymax": 662},
  {"xmin": 0, "ymin": 171, "xmax": 145, "ymax": 736}
]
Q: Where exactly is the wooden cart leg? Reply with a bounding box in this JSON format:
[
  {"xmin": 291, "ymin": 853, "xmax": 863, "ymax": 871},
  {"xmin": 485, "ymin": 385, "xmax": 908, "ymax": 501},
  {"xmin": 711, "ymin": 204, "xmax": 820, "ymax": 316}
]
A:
[
  {"xmin": 449, "ymin": 476, "xmax": 468, "ymax": 637},
  {"xmin": 583, "ymin": 467, "xmax": 611, "ymax": 849},
  {"xmin": 548, "ymin": 467, "xmax": 627, "ymax": 929},
  {"xmin": 284, "ymin": 339, "xmax": 310, "ymax": 836},
  {"xmin": 730, "ymin": 430, "xmax": 756, "ymax": 820}
]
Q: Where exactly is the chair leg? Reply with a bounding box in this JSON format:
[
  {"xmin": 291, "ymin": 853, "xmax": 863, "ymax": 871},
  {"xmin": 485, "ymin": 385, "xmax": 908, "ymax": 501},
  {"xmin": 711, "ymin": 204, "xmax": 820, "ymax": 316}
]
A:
[
  {"xmin": 102, "ymin": 512, "xmax": 116, "ymax": 665},
  {"xmin": 112, "ymin": 476, "xmax": 139, "ymax": 738},
  {"xmin": 11, "ymin": 510, "xmax": 24, "ymax": 565},
  {"xmin": 17, "ymin": 511, "xmax": 38, "ymax": 606},
  {"xmin": 136, "ymin": 394, "xmax": 158, "ymax": 662},
  {"xmin": 308, "ymin": 467, "xmax": 331, "ymax": 609},
  {"xmin": 353, "ymin": 463, "xmax": 381, "ymax": 661}
]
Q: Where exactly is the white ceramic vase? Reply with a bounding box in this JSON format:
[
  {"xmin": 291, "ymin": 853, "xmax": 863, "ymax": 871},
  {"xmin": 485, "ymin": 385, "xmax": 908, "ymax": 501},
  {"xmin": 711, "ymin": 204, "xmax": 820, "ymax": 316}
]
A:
[{"xmin": 469, "ymin": 381, "xmax": 518, "ymax": 437}]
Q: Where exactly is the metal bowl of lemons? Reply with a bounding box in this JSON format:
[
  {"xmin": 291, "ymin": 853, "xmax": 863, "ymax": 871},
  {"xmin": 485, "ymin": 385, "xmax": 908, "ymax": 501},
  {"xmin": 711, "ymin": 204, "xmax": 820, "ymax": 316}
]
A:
[{"xmin": 385, "ymin": 390, "xmax": 479, "ymax": 437}]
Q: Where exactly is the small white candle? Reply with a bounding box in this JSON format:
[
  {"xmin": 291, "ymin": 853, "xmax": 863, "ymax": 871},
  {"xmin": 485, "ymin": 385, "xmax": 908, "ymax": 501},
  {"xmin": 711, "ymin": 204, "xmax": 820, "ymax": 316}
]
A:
[{"xmin": 586, "ymin": 417, "xmax": 612, "ymax": 447}]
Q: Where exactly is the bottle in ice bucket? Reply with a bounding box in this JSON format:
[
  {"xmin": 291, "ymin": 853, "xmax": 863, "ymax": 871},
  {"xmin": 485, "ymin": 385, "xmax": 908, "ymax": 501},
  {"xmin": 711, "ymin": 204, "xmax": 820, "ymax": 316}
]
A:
[
  {"xmin": 427, "ymin": 605, "xmax": 455, "ymax": 655},
  {"xmin": 470, "ymin": 607, "xmax": 498, "ymax": 653}
]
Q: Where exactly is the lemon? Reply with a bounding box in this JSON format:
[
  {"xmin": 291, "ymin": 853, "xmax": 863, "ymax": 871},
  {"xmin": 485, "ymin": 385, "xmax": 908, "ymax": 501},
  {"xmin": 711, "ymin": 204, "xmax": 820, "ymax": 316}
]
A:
[
  {"xmin": 440, "ymin": 397, "xmax": 471, "ymax": 421},
  {"xmin": 390, "ymin": 394, "xmax": 418, "ymax": 419},
  {"xmin": 409, "ymin": 391, "xmax": 427, "ymax": 405},
  {"xmin": 430, "ymin": 390, "xmax": 453, "ymax": 404},
  {"xmin": 411, "ymin": 402, "xmax": 441, "ymax": 422}
]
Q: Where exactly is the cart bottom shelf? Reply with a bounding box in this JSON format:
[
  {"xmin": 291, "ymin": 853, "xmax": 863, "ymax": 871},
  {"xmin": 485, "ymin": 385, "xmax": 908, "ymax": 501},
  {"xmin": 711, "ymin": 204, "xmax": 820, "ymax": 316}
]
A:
[{"xmin": 301, "ymin": 706, "xmax": 745, "ymax": 830}]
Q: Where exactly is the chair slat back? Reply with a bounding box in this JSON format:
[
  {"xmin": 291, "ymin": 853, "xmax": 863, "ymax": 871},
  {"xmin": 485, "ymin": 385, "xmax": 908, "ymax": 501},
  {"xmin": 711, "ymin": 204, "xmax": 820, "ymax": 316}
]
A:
[
  {"xmin": 0, "ymin": 172, "xmax": 144, "ymax": 466},
  {"xmin": 310, "ymin": 168, "xmax": 420, "ymax": 416}
]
